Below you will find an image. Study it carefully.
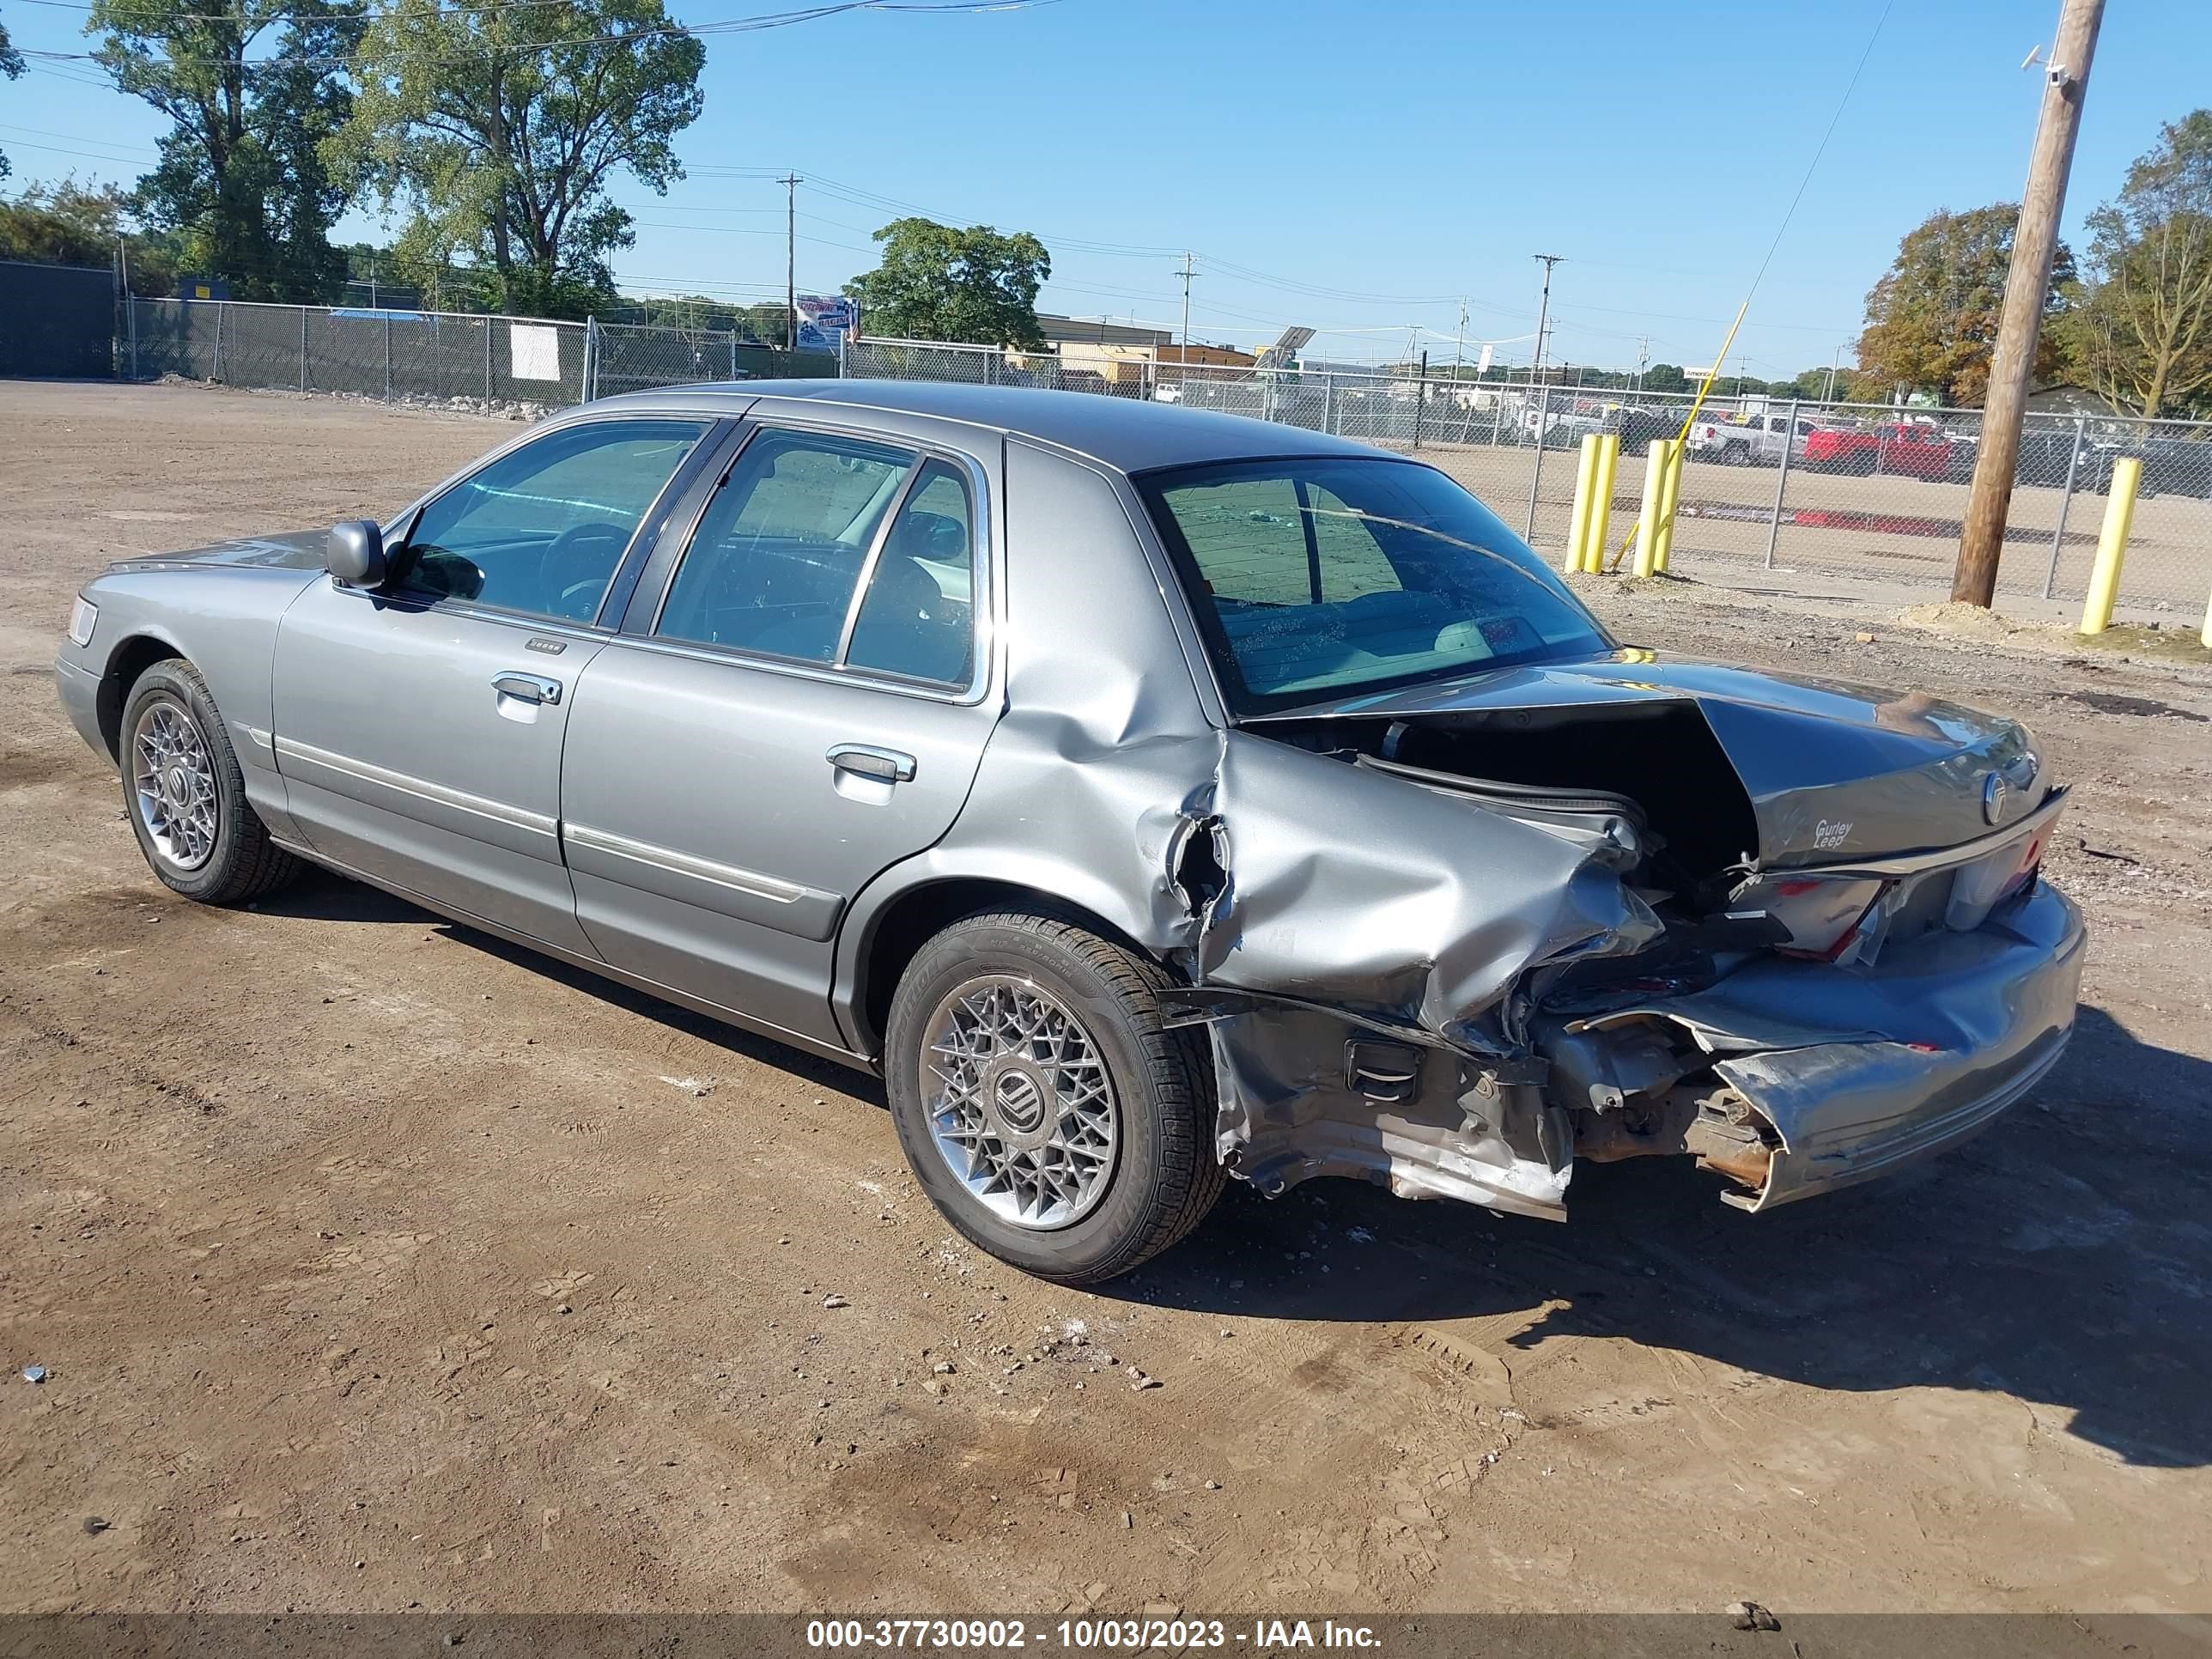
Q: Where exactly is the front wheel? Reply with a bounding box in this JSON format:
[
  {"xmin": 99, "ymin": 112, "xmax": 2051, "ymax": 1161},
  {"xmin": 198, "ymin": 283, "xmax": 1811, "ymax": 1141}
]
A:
[
  {"xmin": 120, "ymin": 659, "xmax": 302, "ymax": 904},
  {"xmin": 884, "ymin": 910, "xmax": 1224, "ymax": 1285}
]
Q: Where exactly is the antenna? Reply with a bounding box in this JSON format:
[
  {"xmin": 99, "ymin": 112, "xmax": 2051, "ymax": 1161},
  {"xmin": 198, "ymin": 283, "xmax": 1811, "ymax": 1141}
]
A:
[{"xmin": 2019, "ymin": 44, "xmax": 2045, "ymax": 70}]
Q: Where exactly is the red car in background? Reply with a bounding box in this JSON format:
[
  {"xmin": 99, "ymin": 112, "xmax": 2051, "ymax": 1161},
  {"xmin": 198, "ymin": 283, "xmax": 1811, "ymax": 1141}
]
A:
[{"xmin": 1801, "ymin": 421, "xmax": 1959, "ymax": 480}]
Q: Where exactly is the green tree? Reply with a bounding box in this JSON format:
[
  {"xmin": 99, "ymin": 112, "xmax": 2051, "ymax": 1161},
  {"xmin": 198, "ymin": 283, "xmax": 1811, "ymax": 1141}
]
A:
[
  {"xmin": 333, "ymin": 0, "xmax": 703, "ymax": 320},
  {"xmin": 1856, "ymin": 204, "xmax": 2075, "ymax": 406},
  {"xmin": 87, "ymin": 0, "xmax": 361, "ymax": 300},
  {"xmin": 733, "ymin": 301, "xmax": 789, "ymax": 346},
  {"xmin": 0, "ymin": 9, "xmax": 25, "ymax": 184},
  {"xmin": 1640, "ymin": 362, "xmax": 1687, "ymax": 392},
  {"xmin": 844, "ymin": 218, "xmax": 1051, "ymax": 347},
  {"xmin": 1772, "ymin": 363, "xmax": 1848, "ymax": 401},
  {"xmin": 2056, "ymin": 111, "xmax": 2212, "ymax": 420},
  {"xmin": 0, "ymin": 175, "xmax": 182, "ymax": 293}
]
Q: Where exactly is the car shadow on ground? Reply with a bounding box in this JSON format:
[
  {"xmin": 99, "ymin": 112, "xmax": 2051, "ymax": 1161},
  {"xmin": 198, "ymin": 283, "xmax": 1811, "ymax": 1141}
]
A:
[
  {"xmin": 257, "ymin": 873, "xmax": 884, "ymax": 1095},
  {"xmin": 252, "ymin": 869, "xmax": 432, "ymax": 926},
  {"xmin": 1112, "ymin": 1005, "xmax": 2212, "ymax": 1470}
]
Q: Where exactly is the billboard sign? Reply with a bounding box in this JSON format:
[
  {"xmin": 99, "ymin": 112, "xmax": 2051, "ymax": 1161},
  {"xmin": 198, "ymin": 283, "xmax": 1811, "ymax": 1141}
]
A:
[{"xmin": 794, "ymin": 294, "xmax": 856, "ymax": 353}]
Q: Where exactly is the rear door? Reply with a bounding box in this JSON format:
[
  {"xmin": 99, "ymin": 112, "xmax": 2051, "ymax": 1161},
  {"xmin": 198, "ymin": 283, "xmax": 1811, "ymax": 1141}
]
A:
[
  {"xmin": 270, "ymin": 414, "xmax": 720, "ymax": 951},
  {"xmin": 559, "ymin": 418, "xmax": 1001, "ymax": 1048}
]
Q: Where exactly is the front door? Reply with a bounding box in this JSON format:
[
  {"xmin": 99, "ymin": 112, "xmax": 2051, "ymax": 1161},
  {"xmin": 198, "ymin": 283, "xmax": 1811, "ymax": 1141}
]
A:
[
  {"xmin": 270, "ymin": 414, "xmax": 714, "ymax": 951},
  {"xmin": 559, "ymin": 422, "xmax": 1000, "ymax": 1047}
]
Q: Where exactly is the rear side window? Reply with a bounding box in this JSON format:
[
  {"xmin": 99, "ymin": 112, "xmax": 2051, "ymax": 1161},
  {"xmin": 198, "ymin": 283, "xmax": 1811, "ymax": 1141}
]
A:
[
  {"xmin": 656, "ymin": 428, "xmax": 980, "ymax": 689},
  {"xmin": 401, "ymin": 418, "xmax": 708, "ymax": 621}
]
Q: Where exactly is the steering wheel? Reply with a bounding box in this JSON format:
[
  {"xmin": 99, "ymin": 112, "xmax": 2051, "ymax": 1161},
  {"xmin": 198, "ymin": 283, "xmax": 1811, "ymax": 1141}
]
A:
[{"xmin": 539, "ymin": 521, "xmax": 632, "ymax": 619}]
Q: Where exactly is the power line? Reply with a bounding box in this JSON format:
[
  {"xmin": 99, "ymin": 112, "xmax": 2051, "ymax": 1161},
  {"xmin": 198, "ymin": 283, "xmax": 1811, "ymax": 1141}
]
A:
[{"xmin": 24, "ymin": 0, "xmax": 1057, "ymax": 67}]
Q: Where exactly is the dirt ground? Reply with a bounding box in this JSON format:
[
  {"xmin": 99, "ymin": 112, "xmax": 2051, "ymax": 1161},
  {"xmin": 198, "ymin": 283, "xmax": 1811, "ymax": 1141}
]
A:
[{"xmin": 3, "ymin": 380, "xmax": 2210, "ymax": 1617}]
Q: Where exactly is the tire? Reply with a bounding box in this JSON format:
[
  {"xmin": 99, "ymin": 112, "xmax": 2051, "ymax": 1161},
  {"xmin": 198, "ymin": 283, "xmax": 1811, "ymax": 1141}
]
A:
[
  {"xmin": 884, "ymin": 909, "xmax": 1225, "ymax": 1285},
  {"xmin": 1723, "ymin": 441, "xmax": 1750, "ymax": 467},
  {"xmin": 119, "ymin": 659, "xmax": 303, "ymax": 905}
]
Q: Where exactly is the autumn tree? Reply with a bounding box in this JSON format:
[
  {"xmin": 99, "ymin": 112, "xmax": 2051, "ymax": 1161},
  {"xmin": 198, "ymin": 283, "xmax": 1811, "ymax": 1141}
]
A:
[
  {"xmin": 844, "ymin": 219, "xmax": 1051, "ymax": 348},
  {"xmin": 1855, "ymin": 204, "xmax": 2075, "ymax": 406},
  {"xmin": 333, "ymin": 0, "xmax": 703, "ymax": 319},
  {"xmin": 88, "ymin": 0, "xmax": 361, "ymax": 300},
  {"xmin": 2057, "ymin": 111, "xmax": 2212, "ymax": 420}
]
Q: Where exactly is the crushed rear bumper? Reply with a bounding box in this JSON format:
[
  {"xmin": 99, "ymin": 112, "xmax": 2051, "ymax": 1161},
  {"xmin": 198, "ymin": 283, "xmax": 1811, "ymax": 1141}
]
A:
[{"xmin": 1615, "ymin": 880, "xmax": 2087, "ymax": 1210}]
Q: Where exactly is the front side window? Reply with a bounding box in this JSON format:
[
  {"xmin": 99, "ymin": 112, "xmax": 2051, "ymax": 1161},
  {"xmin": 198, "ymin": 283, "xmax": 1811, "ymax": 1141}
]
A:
[
  {"xmin": 657, "ymin": 430, "xmax": 978, "ymax": 689},
  {"xmin": 1139, "ymin": 457, "xmax": 1611, "ymax": 710},
  {"xmin": 401, "ymin": 418, "xmax": 708, "ymax": 621}
]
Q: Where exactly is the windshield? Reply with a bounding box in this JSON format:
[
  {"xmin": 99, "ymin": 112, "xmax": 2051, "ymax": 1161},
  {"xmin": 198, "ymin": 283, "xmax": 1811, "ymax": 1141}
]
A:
[{"xmin": 1138, "ymin": 456, "xmax": 1613, "ymax": 712}]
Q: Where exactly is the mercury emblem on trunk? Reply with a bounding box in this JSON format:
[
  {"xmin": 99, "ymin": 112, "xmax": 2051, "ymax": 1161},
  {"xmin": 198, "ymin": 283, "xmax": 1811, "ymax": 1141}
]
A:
[{"xmin": 1983, "ymin": 771, "xmax": 2009, "ymax": 825}]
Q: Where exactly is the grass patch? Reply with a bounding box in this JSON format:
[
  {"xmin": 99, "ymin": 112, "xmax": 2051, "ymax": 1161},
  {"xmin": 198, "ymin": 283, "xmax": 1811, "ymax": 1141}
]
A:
[
  {"xmin": 2072, "ymin": 623, "xmax": 2212, "ymax": 665},
  {"xmin": 1899, "ymin": 601, "xmax": 2212, "ymax": 666}
]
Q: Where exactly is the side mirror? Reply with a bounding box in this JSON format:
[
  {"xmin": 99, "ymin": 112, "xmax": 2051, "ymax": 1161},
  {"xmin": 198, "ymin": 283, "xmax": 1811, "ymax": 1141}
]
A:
[{"xmin": 327, "ymin": 520, "xmax": 387, "ymax": 589}]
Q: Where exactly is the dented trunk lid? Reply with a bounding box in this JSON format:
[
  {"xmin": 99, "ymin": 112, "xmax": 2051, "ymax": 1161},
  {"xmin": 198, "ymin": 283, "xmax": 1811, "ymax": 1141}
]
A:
[{"xmin": 1259, "ymin": 651, "xmax": 2049, "ymax": 866}]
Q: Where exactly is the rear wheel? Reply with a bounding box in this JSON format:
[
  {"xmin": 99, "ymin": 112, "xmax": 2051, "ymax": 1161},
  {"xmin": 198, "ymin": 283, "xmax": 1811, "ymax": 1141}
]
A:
[
  {"xmin": 120, "ymin": 659, "xmax": 302, "ymax": 905},
  {"xmin": 884, "ymin": 910, "xmax": 1224, "ymax": 1285}
]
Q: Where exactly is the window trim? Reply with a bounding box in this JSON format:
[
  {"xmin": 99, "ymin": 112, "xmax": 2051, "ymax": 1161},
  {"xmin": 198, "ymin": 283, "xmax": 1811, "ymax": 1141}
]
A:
[
  {"xmin": 366, "ymin": 410, "xmax": 721, "ymax": 632},
  {"xmin": 828, "ymin": 458, "xmax": 929, "ymax": 669},
  {"xmin": 628, "ymin": 417, "xmax": 994, "ymax": 704}
]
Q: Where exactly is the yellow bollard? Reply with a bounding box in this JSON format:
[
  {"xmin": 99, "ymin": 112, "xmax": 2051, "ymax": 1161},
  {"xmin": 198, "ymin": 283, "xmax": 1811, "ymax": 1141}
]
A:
[
  {"xmin": 1562, "ymin": 434, "xmax": 1602, "ymax": 575},
  {"xmin": 2079, "ymin": 457, "xmax": 2141, "ymax": 635},
  {"xmin": 1583, "ymin": 434, "xmax": 1620, "ymax": 574},
  {"xmin": 1653, "ymin": 440, "xmax": 1685, "ymax": 573},
  {"xmin": 1632, "ymin": 438, "xmax": 1672, "ymax": 578}
]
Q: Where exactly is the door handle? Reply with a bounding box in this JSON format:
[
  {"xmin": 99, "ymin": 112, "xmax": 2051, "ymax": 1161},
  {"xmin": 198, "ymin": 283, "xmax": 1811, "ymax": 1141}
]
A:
[
  {"xmin": 827, "ymin": 744, "xmax": 916, "ymax": 784},
  {"xmin": 493, "ymin": 672, "xmax": 562, "ymax": 706}
]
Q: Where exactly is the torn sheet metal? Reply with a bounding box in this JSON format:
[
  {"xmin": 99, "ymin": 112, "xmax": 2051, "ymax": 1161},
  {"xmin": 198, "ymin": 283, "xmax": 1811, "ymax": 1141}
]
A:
[
  {"xmin": 1143, "ymin": 733, "xmax": 1664, "ymax": 1218},
  {"xmin": 1195, "ymin": 997, "xmax": 1574, "ymax": 1221},
  {"xmin": 1193, "ymin": 730, "xmax": 1665, "ymax": 1045},
  {"xmin": 1249, "ymin": 653, "xmax": 2049, "ymax": 867}
]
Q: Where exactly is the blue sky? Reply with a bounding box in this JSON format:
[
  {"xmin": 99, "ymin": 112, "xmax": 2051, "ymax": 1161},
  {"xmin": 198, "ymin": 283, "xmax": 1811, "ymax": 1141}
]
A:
[{"xmin": 4, "ymin": 0, "xmax": 2208, "ymax": 375}]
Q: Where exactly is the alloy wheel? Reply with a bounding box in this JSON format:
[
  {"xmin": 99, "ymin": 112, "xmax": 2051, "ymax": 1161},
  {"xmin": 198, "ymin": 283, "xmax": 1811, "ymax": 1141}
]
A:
[
  {"xmin": 921, "ymin": 975, "xmax": 1120, "ymax": 1230},
  {"xmin": 131, "ymin": 696, "xmax": 219, "ymax": 872}
]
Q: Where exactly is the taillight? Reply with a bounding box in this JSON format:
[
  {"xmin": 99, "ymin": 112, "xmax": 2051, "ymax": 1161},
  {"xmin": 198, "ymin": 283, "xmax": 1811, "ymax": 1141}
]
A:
[
  {"xmin": 1729, "ymin": 873, "xmax": 1886, "ymax": 960},
  {"xmin": 2001, "ymin": 831, "xmax": 2047, "ymax": 900}
]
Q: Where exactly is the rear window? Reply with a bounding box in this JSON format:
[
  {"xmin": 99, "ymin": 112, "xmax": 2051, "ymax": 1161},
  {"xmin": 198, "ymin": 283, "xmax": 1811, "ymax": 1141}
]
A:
[{"xmin": 1138, "ymin": 456, "xmax": 1611, "ymax": 712}]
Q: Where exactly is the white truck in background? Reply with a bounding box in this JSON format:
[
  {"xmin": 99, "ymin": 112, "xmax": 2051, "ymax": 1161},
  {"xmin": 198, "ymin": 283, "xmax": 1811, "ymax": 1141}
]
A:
[{"xmin": 1684, "ymin": 410, "xmax": 1806, "ymax": 465}]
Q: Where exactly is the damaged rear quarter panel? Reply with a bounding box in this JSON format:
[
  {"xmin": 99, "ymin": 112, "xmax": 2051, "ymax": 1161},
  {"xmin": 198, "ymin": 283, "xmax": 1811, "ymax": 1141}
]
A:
[{"xmin": 837, "ymin": 438, "xmax": 1668, "ymax": 1216}]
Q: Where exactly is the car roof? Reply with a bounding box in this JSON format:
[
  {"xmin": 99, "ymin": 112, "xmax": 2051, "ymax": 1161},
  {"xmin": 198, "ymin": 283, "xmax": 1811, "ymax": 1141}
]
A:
[{"xmin": 586, "ymin": 378, "xmax": 1387, "ymax": 474}]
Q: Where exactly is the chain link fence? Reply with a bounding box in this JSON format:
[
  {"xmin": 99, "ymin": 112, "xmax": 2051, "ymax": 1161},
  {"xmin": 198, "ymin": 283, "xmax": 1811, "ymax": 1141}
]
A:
[
  {"xmin": 841, "ymin": 341, "xmax": 2212, "ymax": 621},
  {"xmin": 92, "ymin": 301, "xmax": 2212, "ymax": 619},
  {"xmin": 123, "ymin": 298, "xmax": 836, "ymax": 411}
]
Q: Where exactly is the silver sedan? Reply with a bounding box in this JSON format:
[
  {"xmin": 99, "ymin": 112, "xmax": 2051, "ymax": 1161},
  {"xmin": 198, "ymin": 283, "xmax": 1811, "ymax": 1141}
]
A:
[{"xmin": 54, "ymin": 382, "xmax": 2085, "ymax": 1284}]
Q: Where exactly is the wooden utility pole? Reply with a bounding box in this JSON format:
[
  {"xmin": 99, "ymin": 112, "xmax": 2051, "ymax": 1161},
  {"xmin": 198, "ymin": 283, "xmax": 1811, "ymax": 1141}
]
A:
[
  {"xmin": 1952, "ymin": 0, "xmax": 2105, "ymax": 606},
  {"xmin": 1529, "ymin": 253, "xmax": 1564, "ymax": 386},
  {"xmin": 781, "ymin": 173, "xmax": 801, "ymax": 351}
]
